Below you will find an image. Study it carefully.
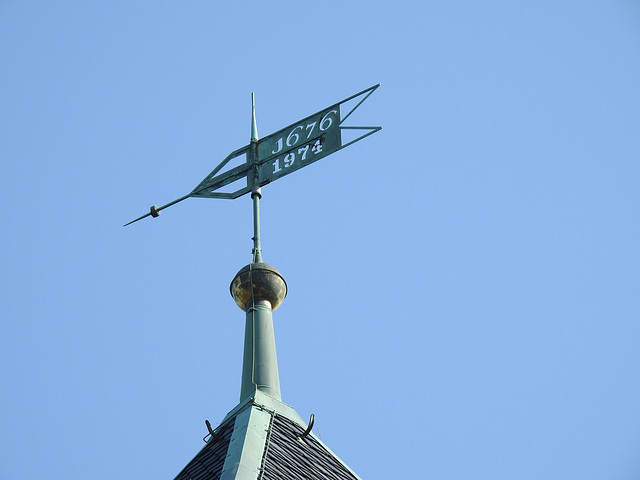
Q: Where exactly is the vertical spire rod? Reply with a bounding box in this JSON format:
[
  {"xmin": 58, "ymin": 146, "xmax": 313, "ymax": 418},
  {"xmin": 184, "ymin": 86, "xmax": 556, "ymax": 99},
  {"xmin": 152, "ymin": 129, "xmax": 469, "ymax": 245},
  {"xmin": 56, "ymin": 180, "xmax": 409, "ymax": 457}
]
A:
[
  {"xmin": 251, "ymin": 187, "xmax": 262, "ymax": 263},
  {"xmin": 250, "ymin": 93, "xmax": 263, "ymax": 263},
  {"xmin": 251, "ymin": 92, "xmax": 258, "ymax": 142}
]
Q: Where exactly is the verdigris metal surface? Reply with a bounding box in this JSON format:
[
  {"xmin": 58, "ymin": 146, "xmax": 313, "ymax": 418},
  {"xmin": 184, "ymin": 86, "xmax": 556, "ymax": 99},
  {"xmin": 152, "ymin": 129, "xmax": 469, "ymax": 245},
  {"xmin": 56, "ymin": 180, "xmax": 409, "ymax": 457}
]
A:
[
  {"xmin": 239, "ymin": 301, "xmax": 282, "ymax": 401},
  {"xmin": 219, "ymin": 406, "xmax": 272, "ymax": 480}
]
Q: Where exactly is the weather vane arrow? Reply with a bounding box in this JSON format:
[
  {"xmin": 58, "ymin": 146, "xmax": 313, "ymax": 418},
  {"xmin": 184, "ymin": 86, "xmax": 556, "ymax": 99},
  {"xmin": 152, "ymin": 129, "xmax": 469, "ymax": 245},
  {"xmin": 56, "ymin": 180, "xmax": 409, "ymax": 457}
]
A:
[{"xmin": 124, "ymin": 84, "xmax": 381, "ymax": 227}]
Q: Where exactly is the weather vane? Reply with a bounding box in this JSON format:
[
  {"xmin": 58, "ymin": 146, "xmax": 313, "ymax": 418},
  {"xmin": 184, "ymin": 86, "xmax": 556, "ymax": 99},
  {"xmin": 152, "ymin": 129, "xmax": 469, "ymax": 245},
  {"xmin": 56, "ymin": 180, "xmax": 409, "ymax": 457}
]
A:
[{"xmin": 125, "ymin": 84, "xmax": 381, "ymax": 257}]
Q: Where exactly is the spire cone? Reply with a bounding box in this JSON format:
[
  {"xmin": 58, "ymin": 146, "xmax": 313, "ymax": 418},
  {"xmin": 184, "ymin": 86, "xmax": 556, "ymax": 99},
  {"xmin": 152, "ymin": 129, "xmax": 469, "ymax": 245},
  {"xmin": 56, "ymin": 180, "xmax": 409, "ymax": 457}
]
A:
[{"xmin": 230, "ymin": 262, "xmax": 287, "ymax": 401}]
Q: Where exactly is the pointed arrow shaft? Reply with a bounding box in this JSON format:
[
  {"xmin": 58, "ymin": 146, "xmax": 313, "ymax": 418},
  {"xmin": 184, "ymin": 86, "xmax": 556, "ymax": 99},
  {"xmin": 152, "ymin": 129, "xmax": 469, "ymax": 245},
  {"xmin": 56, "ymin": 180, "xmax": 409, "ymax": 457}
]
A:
[{"xmin": 123, "ymin": 193, "xmax": 191, "ymax": 226}]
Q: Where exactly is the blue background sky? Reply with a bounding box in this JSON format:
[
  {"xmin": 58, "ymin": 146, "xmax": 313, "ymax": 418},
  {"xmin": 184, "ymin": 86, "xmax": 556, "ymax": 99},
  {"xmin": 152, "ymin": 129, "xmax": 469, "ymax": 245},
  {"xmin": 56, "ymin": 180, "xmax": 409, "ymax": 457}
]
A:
[{"xmin": 2, "ymin": 1, "xmax": 640, "ymax": 479}]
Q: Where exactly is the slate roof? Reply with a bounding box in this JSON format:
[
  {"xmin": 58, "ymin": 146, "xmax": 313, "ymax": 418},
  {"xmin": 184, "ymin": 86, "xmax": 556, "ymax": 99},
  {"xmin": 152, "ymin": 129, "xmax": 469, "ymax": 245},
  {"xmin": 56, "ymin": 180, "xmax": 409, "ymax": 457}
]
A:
[
  {"xmin": 261, "ymin": 414, "xmax": 360, "ymax": 480},
  {"xmin": 172, "ymin": 395, "xmax": 361, "ymax": 480},
  {"xmin": 174, "ymin": 417, "xmax": 236, "ymax": 480}
]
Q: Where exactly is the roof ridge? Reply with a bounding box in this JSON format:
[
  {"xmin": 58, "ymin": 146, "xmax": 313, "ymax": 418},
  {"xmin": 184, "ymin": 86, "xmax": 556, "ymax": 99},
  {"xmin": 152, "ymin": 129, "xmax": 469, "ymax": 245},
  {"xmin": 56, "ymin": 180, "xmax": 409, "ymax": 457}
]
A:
[{"xmin": 257, "ymin": 410, "xmax": 276, "ymax": 480}]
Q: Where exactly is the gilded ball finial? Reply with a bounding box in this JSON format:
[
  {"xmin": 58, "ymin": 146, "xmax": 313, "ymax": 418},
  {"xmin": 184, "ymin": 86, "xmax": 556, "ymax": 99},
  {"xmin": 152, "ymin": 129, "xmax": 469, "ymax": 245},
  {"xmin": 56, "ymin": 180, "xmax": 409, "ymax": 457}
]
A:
[{"xmin": 230, "ymin": 262, "xmax": 287, "ymax": 312}]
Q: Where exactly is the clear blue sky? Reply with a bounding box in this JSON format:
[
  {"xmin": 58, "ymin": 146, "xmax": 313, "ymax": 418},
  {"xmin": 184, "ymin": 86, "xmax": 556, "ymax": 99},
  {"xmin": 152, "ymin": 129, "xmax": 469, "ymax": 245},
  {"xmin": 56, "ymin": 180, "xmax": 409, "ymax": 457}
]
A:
[{"xmin": 2, "ymin": 1, "xmax": 639, "ymax": 479}]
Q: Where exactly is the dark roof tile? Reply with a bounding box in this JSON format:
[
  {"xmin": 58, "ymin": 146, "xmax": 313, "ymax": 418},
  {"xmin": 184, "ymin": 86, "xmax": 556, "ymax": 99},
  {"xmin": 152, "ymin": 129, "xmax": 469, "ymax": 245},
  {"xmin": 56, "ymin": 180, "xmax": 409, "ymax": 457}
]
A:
[
  {"xmin": 261, "ymin": 414, "xmax": 360, "ymax": 480},
  {"xmin": 174, "ymin": 417, "xmax": 236, "ymax": 480}
]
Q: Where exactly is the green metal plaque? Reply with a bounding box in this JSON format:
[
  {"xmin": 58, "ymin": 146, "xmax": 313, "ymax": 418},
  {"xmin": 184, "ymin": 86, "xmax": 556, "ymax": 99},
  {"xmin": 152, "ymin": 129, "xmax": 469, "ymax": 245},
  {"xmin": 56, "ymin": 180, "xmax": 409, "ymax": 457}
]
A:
[{"xmin": 257, "ymin": 106, "xmax": 342, "ymax": 184}]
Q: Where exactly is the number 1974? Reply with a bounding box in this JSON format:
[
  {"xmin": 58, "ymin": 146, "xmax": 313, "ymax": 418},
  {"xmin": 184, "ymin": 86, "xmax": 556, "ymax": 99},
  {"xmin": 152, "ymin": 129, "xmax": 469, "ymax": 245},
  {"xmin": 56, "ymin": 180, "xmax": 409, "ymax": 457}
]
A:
[{"xmin": 272, "ymin": 139, "xmax": 323, "ymax": 174}]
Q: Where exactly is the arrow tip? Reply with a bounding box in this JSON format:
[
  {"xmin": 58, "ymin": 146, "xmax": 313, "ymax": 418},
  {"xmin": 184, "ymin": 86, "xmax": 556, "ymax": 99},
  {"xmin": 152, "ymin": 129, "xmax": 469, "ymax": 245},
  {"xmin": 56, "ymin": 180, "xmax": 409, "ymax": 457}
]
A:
[
  {"xmin": 251, "ymin": 92, "xmax": 258, "ymax": 142},
  {"xmin": 123, "ymin": 205, "xmax": 160, "ymax": 226}
]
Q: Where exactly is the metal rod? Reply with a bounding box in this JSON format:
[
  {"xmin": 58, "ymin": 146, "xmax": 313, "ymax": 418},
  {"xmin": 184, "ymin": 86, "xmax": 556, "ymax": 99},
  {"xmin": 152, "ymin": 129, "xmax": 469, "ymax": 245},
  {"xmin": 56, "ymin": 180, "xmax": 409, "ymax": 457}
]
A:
[
  {"xmin": 299, "ymin": 414, "xmax": 315, "ymax": 441},
  {"xmin": 250, "ymin": 93, "xmax": 263, "ymax": 263},
  {"xmin": 251, "ymin": 92, "xmax": 258, "ymax": 142},
  {"xmin": 251, "ymin": 187, "xmax": 262, "ymax": 263},
  {"xmin": 123, "ymin": 194, "xmax": 191, "ymax": 226},
  {"xmin": 203, "ymin": 419, "xmax": 218, "ymax": 443}
]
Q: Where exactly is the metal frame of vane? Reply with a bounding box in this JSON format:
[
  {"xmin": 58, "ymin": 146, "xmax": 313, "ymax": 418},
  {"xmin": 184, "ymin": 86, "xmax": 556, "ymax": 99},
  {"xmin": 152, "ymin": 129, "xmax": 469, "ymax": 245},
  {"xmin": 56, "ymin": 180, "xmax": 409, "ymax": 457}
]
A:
[{"xmin": 124, "ymin": 84, "xmax": 382, "ymax": 261}]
